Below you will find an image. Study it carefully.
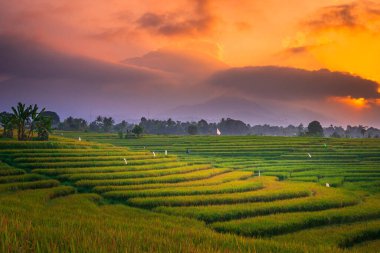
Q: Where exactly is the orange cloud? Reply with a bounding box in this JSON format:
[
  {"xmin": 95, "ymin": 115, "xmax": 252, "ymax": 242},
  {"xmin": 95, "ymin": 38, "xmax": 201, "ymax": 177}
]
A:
[
  {"xmin": 330, "ymin": 96, "xmax": 370, "ymax": 109},
  {"xmin": 136, "ymin": 0, "xmax": 216, "ymax": 38},
  {"xmin": 280, "ymin": 0, "xmax": 380, "ymax": 86}
]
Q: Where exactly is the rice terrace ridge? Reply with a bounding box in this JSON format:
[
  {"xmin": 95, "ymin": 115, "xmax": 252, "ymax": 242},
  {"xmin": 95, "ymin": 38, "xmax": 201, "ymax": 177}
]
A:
[{"xmin": 1, "ymin": 0, "xmax": 380, "ymax": 252}]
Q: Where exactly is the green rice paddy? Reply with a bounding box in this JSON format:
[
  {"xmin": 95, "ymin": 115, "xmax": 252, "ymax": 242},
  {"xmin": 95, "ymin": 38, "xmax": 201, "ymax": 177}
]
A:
[{"xmin": 1, "ymin": 133, "xmax": 380, "ymax": 252}]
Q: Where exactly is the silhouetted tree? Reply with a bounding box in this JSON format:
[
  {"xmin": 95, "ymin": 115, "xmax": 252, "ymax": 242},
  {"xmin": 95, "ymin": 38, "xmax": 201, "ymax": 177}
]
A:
[
  {"xmin": 103, "ymin": 117, "xmax": 114, "ymax": 133},
  {"xmin": 187, "ymin": 125, "xmax": 198, "ymax": 135},
  {"xmin": 40, "ymin": 111, "xmax": 60, "ymax": 128},
  {"xmin": 0, "ymin": 112, "xmax": 15, "ymax": 138},
  {"xmin": 27, "ymin": 104, "xmax": 46, "ymax": 139},
  {"xmin": 132, "ymin": 125, "xmax": 143, "ymax": 137},
  {"xmin": 114, "ymin": 120, "xmax": 129, "ymax": 133},
  {"xmin": 197, "ymin": 119, "xmax": 209, "ymax": 134},
  {"xmin": 307, "ymin": 121, "xmax": 324, "ymax": 137},
  {"xmin": 89, "ymin": 116, "xmax": 104, "ymax": 132},
  {"xmin": 11, "ymin": 103, "xmax": 31, "ymax": 140},
  {"xmin": 35, "ymin": 116, "xmax": 52, "ymax": 140},
  {"xmin": 218, "ymin": 118, "xmax": 249, "ymax": 135},
  {"xmin": 60, "ymin": 117, "xmax": 88, "ymax": 131},
  {"xmin": 359, "ymin": 125, "xmax": 367, "ymax": 137}
]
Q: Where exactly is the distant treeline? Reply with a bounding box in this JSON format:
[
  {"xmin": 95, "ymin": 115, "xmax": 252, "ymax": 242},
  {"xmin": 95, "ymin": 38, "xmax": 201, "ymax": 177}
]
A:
[
  {"xmin": 3, "ymin": 110, "xmax": 378, "ymax": 138},
  {"xmin": 45, "ymin": 112, "xmax": 380, "ymax": 138}
]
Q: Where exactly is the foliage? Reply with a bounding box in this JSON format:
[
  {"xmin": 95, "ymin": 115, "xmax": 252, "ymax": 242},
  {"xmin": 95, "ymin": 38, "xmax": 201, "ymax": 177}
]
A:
[
  {"xmin": 0, "ymin": 111, "xmax": 15, "ymax": 138},
  {"xmin": 6, "ymin": 102, "xmax": 52, "ymax": 141},
  {"xmin": 307, "ymin": 120, "xmax": 324, "ymax": 137},
  {"xmin": 59, "ymin": 116, "xmax": 88, "ymax": 131},
  {"xmin": 187, "ymin": 124, "xmax": 198, "ymax": 135},
  {"xmin": 132, "ymin": 125, "xmax": 143, "ymax": 137},
  {"xmin": 89, "ymin": 116, "xmax": 115, "ymax": 133},
  {"xmin": 40, "ymin": 111, "xmax": 60, "ymax": 128}
]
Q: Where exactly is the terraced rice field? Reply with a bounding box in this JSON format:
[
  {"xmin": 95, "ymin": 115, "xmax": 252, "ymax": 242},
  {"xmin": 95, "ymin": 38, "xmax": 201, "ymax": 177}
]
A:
[
  {"xmin": 1, "ymin": 134, "xmax": 380, "ymax": 252},
  {"xmin": 61, "ymin": 132, "xmax": 380, "ymax": 193}
]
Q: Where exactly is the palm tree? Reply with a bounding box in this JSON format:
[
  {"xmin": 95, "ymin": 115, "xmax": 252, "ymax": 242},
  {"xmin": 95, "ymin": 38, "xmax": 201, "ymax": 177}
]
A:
[
  {"xmin": 27, "ymin": 104, "xmax": 46, "ymax": 139},
  {"xmin": 11, "ymin": 103, "xmax": 32, "ymax": 140}
]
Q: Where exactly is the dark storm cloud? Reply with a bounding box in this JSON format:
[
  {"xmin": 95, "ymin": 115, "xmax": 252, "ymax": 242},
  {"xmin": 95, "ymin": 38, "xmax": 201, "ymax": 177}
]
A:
[
  {"xmin": 136, "ymin": 0, "xmax": 215, "ymax": 37},
  {"xmin": 0, "ymin": 34, "xmax": 165, "ymax": 84},
  {"xmin": 207, "ymin": 66, "xmax": 380, "ymax": 100}
]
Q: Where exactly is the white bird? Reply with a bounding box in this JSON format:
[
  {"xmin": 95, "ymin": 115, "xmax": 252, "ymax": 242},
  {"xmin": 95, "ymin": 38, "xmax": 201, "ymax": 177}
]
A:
[
  {"xmin": 258, "ymin": 170, "xmax": 261, "ymax": 177},
  {"xmin": 153, "ymin": 152, "xmax": 156, "ymax": 157},
  {"xmin": 78, "ymin": 137, "xmax": 81, "ymax": 141},
  {"xmin": 165, "ymin": 150, "xmax": 168, "ymax": 156},
  {"xmin": 123, "ymin": 158, "xmax": 128, "ymax": 165},
  {"xmin": 216, "ymin": 128, "xmax": 221, "ymax": 136},
  {"xmin": 326, "ymin": 183, "xmax": 330, "ymax": 187},
  {"xmin": 307, "ymin": 153, "xmax": 312, "ymax": 158}
]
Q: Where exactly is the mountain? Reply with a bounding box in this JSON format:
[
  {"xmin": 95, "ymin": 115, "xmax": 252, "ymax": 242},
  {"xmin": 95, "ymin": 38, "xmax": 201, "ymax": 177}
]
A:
[
  {"xmin": 123, "ymin": 49, "xmax": 229, "ymax": 80},
  {"xmin": 168, "ymin": 95, "xmax": 332, "ymax": 125}
]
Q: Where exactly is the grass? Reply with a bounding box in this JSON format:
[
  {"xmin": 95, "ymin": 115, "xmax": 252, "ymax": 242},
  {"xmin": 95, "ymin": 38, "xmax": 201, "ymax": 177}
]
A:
[
  {"xmin": 0, "ymin": 187, "xmax": 299, "ymax": 253},
  {"xmin": 154, "ymin": 187, "xmax": 359, "ymax": 223},
  {"xmin": 75, "ymin": 168, "xmax": 232, "ymax": 187},
  {"xmin": 103, "ymin": 179, "xmax": 263, "ymax": 199},
  {"xmin": 211, "ymin": 195, "xmax": 380, "ymax": 237},
  {"xmin": 1, "ymin": 133, "xmax": 380, "ymax": 252}
]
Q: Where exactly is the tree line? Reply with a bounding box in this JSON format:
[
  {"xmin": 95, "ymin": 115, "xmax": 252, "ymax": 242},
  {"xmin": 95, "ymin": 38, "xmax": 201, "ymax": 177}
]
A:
[
  {"xmin": 55, "ymin": 114, "xmax": 380, "ymax": 138},
  {"xmin": 2, "ymin": 105, "xmax": 379, "ymax": 139},
  {"xmin": 0, "ymin": 103, "xmax": 52, "ymax": 141}
]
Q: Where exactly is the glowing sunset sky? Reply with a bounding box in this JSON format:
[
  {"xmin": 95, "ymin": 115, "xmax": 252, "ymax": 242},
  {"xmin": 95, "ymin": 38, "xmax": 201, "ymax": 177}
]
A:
[{"xmin": 0, "ymin": 0, "xmax": 379, "ymax": 126}]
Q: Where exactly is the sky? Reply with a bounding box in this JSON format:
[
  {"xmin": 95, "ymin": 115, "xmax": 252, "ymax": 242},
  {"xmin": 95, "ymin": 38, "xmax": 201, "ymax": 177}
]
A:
[{"xmin": 0, "ymin": 0, "xmax": 380, "ymax": 126}]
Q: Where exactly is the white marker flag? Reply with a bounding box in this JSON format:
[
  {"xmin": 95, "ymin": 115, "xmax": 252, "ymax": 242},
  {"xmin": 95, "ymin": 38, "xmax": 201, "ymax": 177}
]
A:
[{"xmin": 216, "ymin": 128, "xmax": 221, "ymax": 136}]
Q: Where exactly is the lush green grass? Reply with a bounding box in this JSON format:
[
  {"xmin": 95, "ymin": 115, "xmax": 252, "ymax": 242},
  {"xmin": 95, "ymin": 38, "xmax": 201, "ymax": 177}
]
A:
[
  {"xmin": 1, "ymin": 187, "xmax": 308, "ymax": 253},
  {"xmin": 211, "ymin": 195, "xmax": 380, "ymax": 237},
  {"xmin": 58, "ymin": 132, "xmax": 380, "ymax": 193},
  {"xmin": 1, "ymin": 133, "xmax": 380, "ymax": 252},
  {"xmin": 103, "ymin": 178, "xmax": 263, "ymax": 199},
  {"xmin": 154, "ymin": 186, "xmax": 359, "ymax": 222},
  {"xmin": 273, "ymin": 219, "xmax": 380, "ymax": 248}
]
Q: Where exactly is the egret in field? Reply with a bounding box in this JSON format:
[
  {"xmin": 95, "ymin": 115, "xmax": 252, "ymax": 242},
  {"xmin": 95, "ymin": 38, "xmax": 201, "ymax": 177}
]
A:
[
  {"xmin": 326, "ymin": 183, "xmax": 330, "ymax": 187},
  {"xmin": 153, "ymin": 152, "xmax": 156, "ymax": 157},
  {"xmin": 78, "ymin": 137, "xmax": 81, "ymax": 141},
  {"xmin": 165, "ymin": 150, "xmax": 168, "ymax": 156},
  {"xmin": 123, "ymin": 158, "xmax": 128, "ymax": 165},
  {"xmin": 258, "ymin": 170, "xmax": 261, "ymax": 177},
  {"xmin": 307, "ymin": 153, "xmax": 312, "ymax": 158},
  {"xmin": 216, "ymin": 128, "xmax": 221, "ymax": 136},
  {"xmin": 324, "ymin": 143, "xmax": 327, "ymax": 148}
]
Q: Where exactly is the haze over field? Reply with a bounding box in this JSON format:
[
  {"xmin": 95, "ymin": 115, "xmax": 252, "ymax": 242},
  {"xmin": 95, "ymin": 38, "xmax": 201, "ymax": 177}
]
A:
[{"xmin": 1, "ymin": 0, "xmax": 380, "ymax": 126}]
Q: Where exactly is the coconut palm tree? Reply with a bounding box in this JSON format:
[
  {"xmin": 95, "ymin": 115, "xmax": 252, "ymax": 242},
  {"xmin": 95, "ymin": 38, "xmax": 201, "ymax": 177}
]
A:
[
  {"xmin": 27, "ymin": 104, "xmax": 46, "ymax": 139},
  {"xmin": 11, "ymin": 103, "xmax": 32, "ymax": 140}
]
